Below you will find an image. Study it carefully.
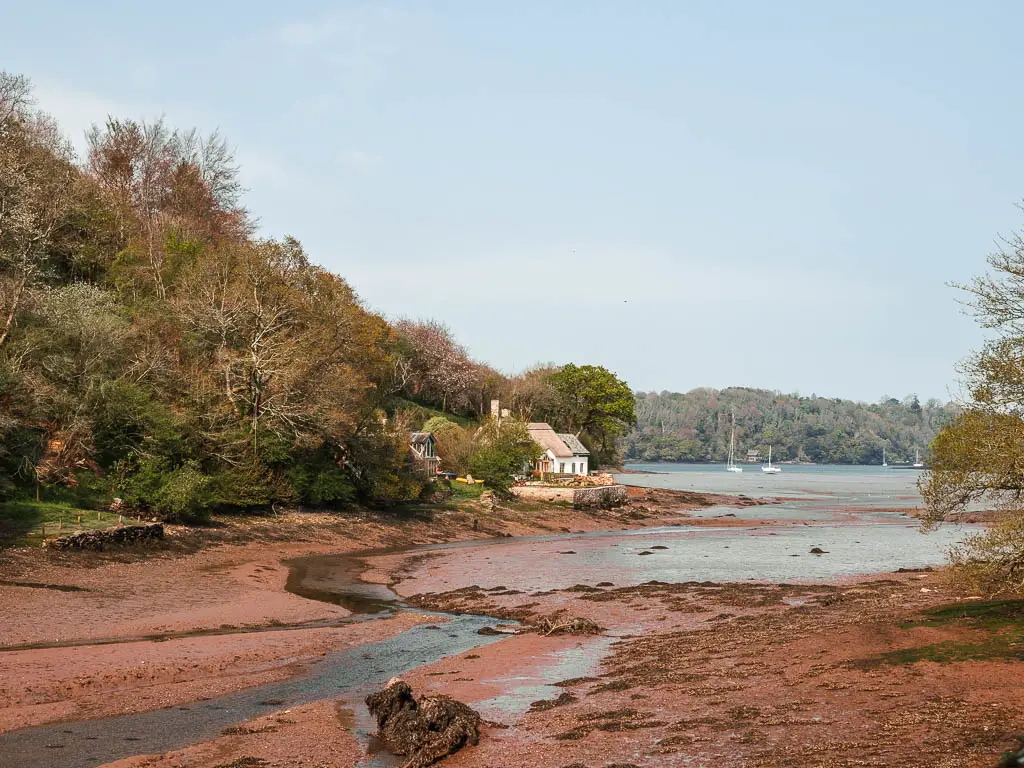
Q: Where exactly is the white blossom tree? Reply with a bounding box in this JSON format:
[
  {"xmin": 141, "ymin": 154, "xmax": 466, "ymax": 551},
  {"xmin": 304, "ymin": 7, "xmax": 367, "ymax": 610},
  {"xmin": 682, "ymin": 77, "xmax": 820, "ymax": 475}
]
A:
[{"xmin": 394, "ymin": 318, "xmax": 479, "ymax": 412}]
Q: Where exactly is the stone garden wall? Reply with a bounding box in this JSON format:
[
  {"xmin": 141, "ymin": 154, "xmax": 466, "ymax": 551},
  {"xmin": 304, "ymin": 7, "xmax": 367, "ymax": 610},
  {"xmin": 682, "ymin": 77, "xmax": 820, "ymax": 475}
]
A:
[
  {"xmin": 44, "ymin": 523, "xmax": 164, "ymax": 551},
  {"xmin": 511, "ymin": 484, "xmax": 628, "ymax": 509}
]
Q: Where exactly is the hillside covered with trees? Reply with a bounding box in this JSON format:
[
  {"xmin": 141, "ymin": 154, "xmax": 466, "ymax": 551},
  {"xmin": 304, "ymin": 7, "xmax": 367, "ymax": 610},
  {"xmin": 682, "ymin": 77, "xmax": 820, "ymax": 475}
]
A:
[
  {"xmin": 0, "ymin": 72, "xmax": 635, "ymax": 526},
  {"xmin": 624, "ymin": 387, "xmax": 958, "ymax": 465}
]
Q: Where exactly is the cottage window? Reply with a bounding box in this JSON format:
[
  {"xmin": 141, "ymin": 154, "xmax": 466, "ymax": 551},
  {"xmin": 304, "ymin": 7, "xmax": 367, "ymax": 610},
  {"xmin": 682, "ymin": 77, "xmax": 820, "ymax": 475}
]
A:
[
  {"xmin": 571, "ymin": 462, "xmax": 576, "ymax": 474},
  {"xmin": 559, "ymin": 462, "xmax": 565, "ymax": 473}
]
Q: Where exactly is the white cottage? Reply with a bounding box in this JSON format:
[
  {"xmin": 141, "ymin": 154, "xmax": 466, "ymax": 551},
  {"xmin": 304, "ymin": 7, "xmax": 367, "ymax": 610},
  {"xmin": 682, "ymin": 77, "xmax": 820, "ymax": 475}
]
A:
[{"xmin": 527, "ymin": 423, "xmax": 590, "ymax": 476}]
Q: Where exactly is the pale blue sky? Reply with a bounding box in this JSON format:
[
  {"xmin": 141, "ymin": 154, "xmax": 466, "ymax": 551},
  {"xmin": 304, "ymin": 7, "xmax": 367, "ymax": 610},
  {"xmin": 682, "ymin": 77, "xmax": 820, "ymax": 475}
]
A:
[{"xmin": 5, "ymin": 1, "xmax": 1020, "ymax": 402}]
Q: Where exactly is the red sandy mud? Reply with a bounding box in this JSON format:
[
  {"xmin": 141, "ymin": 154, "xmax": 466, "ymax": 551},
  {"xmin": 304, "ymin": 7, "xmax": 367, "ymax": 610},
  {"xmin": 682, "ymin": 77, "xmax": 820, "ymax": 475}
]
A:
[
  {"xmin": 0, "ymin": 555, "xmax": 349, "ymax": 648},
  {"xmin": 164, "ymin": 567, "xmax": 1024, "ymax": 767},
  {"xmin": 0, "ymin": 613, "xmax": 433, "ymax": 732},
  {"xmin": 13, "ymin": 494, "xmax": 1009, "ymax": 767},
  {"xmin": 391, "ymin": 573, "xmax": 1024, "ymax": 768},
  {"xmin": 0, "ymin": 490, "xmax": 717, "ymax": 736}
]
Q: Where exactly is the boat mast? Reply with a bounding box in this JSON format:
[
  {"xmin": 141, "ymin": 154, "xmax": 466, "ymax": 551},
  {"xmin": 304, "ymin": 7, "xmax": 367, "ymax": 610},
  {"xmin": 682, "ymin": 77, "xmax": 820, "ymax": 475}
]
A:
[{"xmin": 728, "ymin": 413, "xmax": 736, "ymax": 467}]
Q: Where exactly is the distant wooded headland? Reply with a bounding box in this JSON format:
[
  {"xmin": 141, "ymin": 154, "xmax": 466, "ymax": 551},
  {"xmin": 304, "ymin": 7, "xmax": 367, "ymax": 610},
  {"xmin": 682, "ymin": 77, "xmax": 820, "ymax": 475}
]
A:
[{"xmin": 624, "ymin": 387, "xmax": 956, "ymax": 465}]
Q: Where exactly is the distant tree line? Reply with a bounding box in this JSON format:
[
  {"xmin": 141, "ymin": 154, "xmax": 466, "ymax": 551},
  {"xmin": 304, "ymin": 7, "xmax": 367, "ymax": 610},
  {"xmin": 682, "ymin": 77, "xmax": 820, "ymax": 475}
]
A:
[
  {"xmin": 623, "ymin": 387, "xmax": 958, "ymax": 465},
  {"xmin": 0, "ymin": 72, "xmax": 635, "ymax": 519}
]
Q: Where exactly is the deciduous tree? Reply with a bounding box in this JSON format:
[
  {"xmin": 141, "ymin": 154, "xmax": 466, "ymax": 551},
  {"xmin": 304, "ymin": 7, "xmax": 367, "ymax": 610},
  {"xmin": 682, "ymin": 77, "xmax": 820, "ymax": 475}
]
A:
[
  {"xmin": 394, "ymin": 318, "xmax": 478, "ymax": 412},
  {"xmin": 922, "ymin": 218, "xmax": 1024, "ymax": 592},
  {"xmin": 548, "ymin": 364, "xmax": 635, "ymax": 466}
]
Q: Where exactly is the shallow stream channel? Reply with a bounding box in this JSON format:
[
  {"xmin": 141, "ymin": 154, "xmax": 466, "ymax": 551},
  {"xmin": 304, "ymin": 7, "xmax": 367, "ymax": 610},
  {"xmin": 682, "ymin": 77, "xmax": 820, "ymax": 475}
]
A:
[
  {"xmin": 0, "ymin": 551, "xmax": 511, "ymax": 768},
  {"xmin": 0, "ymin": 471, "xmax": 978, "ymax": 768}
]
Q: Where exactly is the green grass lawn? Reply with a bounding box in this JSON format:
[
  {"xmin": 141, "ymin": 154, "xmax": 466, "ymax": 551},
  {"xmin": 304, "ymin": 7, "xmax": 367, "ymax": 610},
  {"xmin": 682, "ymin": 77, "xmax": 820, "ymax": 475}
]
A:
[
  {"xmin": 856, "ymin": 599, "xmax": 1024, "ymax": 667},
  {"xmin": 448, "ymin": 482, "xmax": 486, "ymax": 500},
  {"xmin": 0, "ymin": 498, "xmax": 122, "ymax": 546}
]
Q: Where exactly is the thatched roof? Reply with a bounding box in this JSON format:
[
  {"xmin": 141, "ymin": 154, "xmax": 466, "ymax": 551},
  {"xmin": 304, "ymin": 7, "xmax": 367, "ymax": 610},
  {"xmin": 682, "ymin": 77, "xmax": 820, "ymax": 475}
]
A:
[{"xmin": 527, "ymin": 423, "xmax": 573, "ymax": 458}]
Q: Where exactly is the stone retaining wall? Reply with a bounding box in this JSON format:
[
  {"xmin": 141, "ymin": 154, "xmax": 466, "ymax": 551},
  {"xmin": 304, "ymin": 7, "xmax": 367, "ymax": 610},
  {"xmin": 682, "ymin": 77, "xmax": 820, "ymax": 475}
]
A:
[
  {"xmin": 572, "ymin": 484, "xmax": 628, "ymax": 508},
  {"xmin": 511, "ymin": 484, "xmax": 628, "ymax": 509},
  {"xmin": 44, "ymin": 523, "xmax": 164, "ymax": 551}
]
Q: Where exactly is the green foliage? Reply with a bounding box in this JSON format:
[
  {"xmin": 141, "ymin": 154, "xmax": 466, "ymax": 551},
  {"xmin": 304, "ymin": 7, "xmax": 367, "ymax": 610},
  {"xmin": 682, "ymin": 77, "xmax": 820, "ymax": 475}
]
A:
[
  {"xmin": 153, "ymin": 462, "xmax": 215, "ymax": 521},
  {"xmin": 469, "ymin": 447, "xmax": 519, "ymax": 496},
  {"xmin": 392, "ymin": 399, "xmax": 476, "ymax": 429},
  {"xmin": 91, "ymin": 381, "xmax": 183, "ymax": 466},
  {"xmin": 0, "ymin": 424, "xmax": 40, "ymax": 499},
  {"xmin": 470, "ymin": 417, "xmax": 542, "ymax": 496},
  {"xmin": 120, "ymin": 457, "xmax": 215, "ymax": 522},
  {"xmin": 921, "ymin": 217, "xmax": 1024, "ymax": 591},
  {"xmin": 545, "ymin": 364, "xmax": 636, "ymax": 467},
  {"xmin": 422, "ymin": 416, "xmax": 460, "ymax": 436},
  {"xmin": 550, "ymin": 364, "xmax": 636, "ymax": 430},
  {"xmin": 944, "ymin": 510, "xmax": 1024, "ymax": 595},
  {"xmin": 163, "ymin": 231, "xmax": 204, "ymax": 288},
  {"xmin": 284, "ymin": 450, "xmax": 355, "ymax": 507},
  {"xmin": 209, "ymin": 463, "xmax": 273, "ymax": 509},
  {"xmin": 347, "ymin": 422, "xmax": 428, "ymax": 506},
  {"xmin": 626, "ymin": 387, "xmax": 957, "ymax": 465}
]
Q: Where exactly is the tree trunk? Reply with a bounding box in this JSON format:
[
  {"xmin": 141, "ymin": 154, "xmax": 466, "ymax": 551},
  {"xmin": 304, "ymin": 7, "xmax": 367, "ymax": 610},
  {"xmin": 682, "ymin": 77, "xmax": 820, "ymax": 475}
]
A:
[{"xmin": 0, "ymin": 274, "xmax": 28, "ymax": 350}]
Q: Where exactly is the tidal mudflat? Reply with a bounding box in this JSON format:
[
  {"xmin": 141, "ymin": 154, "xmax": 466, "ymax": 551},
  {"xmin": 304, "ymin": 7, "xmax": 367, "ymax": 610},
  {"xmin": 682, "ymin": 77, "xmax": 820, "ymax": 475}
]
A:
[{"xmin": 0, "ymin": 474, "xmax": 1019, "ymax": 768}]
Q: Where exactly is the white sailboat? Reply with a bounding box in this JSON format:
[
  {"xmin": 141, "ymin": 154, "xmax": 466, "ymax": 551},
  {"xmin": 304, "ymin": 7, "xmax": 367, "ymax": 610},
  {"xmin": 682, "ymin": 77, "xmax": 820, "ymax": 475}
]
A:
[
  {"xmin": 913, "ymin": 448, "xmax": 924, "ymax": 469},
  {"xmin": 726, "ymin": 414, "xmax": 743, "ymax": 472},
  {"xmin": 882, "ymin": 446, "xmax": 887, "ymax": 468},
  {"xmin": 761, "ymin": 445, "xmax": 781, "ymax": 474}
]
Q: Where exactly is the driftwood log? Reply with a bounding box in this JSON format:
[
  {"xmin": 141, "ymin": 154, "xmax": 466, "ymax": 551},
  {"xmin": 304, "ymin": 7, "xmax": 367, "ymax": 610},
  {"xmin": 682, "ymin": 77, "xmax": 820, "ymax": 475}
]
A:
[{"xmin": 533, "ymin": 615, "xmax": 603, "ymax": 636}]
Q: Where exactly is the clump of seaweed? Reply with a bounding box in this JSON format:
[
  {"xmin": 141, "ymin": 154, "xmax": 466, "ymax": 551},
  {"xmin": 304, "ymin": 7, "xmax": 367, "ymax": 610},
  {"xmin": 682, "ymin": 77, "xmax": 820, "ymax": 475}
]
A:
[{"xmin": 533, "ymin": 615, "xmax": 603, "ymax": 636}]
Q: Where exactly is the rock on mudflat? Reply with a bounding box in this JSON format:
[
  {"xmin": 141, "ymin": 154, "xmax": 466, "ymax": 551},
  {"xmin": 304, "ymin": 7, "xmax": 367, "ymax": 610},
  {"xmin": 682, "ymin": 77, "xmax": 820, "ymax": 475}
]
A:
[{"xmin": 366, "ymin": 678, "xmax": 482, "ymax": 768}]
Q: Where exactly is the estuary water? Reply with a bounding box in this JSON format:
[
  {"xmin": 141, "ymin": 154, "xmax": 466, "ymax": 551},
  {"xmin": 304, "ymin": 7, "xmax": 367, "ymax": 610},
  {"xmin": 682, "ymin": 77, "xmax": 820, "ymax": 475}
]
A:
[
  {"xmin": 357, "ymin": 463, "xmax": 974, "ymax": 600},
  {"xmin": 618, "ymin": 462, "xmax": 928, "ymax": 520},
  {"xmin": 620, "ymin": 462, "xmax": 924, "ymax": 503},
  {"xmin": 0, "ymin": 463, "xmax": 976, "ymax": 768}
]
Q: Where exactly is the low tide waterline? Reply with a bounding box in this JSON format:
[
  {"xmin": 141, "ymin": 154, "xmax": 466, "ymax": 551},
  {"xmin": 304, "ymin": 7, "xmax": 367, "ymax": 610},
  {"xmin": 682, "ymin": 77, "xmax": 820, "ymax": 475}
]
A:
[
  {"xmin": 373, "ymin": 523, "xmax": 972, "ymax": 596},
  {"xmin": 370, "ymin": 464, "xmax": 974, "ymax": 598},
  {"xmin": 0, "ymin": 582, "xmax": 506, "ymax": 768},
  {"xmin": 0, "ymin": 467, "xmax": 976, "ymax": 767},
  {"xmin": 620, "ymin": 462, "xmax": 925, "ymax": 505}
]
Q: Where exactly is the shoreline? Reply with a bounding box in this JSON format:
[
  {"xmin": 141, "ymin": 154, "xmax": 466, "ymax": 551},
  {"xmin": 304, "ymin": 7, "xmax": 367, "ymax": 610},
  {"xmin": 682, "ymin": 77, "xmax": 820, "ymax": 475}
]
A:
[
  {"xmin": 0, "ymin": 487, "xmax": 732, "ymax": 731},
  {"xmin": 1, "ymin": 488, "xmax": 1019, "ymax": 767}
]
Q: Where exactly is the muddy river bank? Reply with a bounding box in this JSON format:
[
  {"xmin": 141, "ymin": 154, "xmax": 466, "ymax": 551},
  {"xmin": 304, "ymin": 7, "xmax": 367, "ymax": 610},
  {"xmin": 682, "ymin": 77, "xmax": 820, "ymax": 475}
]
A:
[{"xmin": 0, "ymin": 478, "xmax": 1020, "ymax": 767}]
